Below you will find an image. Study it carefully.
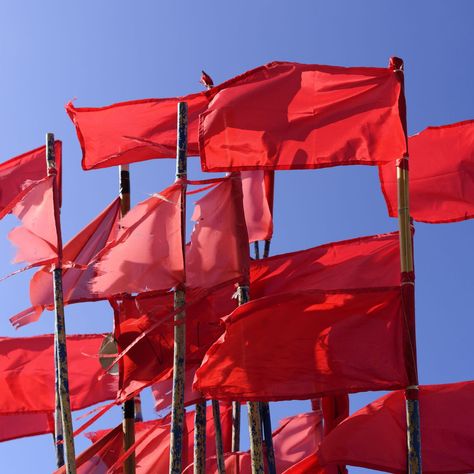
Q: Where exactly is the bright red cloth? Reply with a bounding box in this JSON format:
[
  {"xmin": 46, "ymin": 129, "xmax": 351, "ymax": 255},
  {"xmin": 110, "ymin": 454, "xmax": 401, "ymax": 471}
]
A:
[
  {"xmin": 282, "ymin": 452, "xmax": 334, "ymax": 474},
  {"xmin": 321, "ymin": 395, "xmax": 349, "ymax": 435},
  {"xmin": 319, "ymin": 381, "xmax": 474, "ymax": 473},
  {"xmin": 200, "ymin": 61, "xmax": 406, "ymax": 172},
  {"xmin": 194, "ymin": 288, "xmax": 409, "ymax": 401},
  {"xmin": 241, "ymin": 170, "xmax": 273, "ymax": 242},
  {"xmin": 250, "ymin": 232, "xmax": 400, "ymax": 297},
  {"xmin": 0, "ymin": 142, "xmax": 61, "ymax": 219},
  {"xmin": 187, "ymin": 174, "xmax": 249, "ymax": 288},
  {"xmin": 0, "ymin": 334, "xmax": 117, "ymax": 414},
  {"xmin": 91, "ymin": 183, "xmax": 184, "ymax": 297},
  {"xmin": 0, "ymin": 412, "xmax": 55, "ymax": 442},
  {"xmin": 380, "ymin": 120, "xmax": 474, "ymax": 223},
  {"xmin": 10, "ymin": 198, "xmax": 120, "ymax": 328}
]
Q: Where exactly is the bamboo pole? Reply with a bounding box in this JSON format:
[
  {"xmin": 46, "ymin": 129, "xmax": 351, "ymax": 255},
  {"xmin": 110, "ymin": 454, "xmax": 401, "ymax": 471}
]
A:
[
  {"xmin": 193, "ymin": 401, "xmax": 207, "ymax": 474},
  {"xmin": 212, "ymin": 400, "xmax": 226, "ymax": 474},
  {"xmin": 391, "ymin": 57, "xmax": 422, "ymax": 474},
  {"xmin": 119, "ymin": 164, "xmax": 136, "ymax": 474},
  {"xmin": 47, "ymin": 133, "xmax": 76, "ymax": 474},
  {"xmin": 169, "ymin": 101, "xmax": 188, "ymax": 474}
]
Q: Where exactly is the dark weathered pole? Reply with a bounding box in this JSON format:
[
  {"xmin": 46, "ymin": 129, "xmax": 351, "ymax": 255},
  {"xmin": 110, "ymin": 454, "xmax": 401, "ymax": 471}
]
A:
[
  {"xmin": 119, "ymin": 164, "xmax": 136, "ymax": 474},
  {"xmin": 169, "ymin": 101, "xmax": 188, "ymax": 474},
  {"xmin": 54, "ymin": 344, "xmax": 65, "ymax": 467},
  {"xmin": 231, "ymin": 401, "xmax": 241, "ymax": 452},
  {"xmin": 193, "ymin": 401, "xmax": 207, "ymax": 474},
  {"xmin": 46, "ymin": 133, "xmax": 76, "ymax": 474},
  {"xmin": 212, "ymin": 400, "xmax": 226, "ymax": 474},
  {"xmin": 390, "ymin": 57, "xmax": 422, "ymax": 474}
]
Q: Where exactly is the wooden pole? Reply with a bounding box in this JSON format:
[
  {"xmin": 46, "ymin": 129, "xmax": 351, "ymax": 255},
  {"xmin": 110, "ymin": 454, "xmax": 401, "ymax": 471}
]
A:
[
  {"xmin": 391, "ymin": 57, "xmax": 422, "ymax": 474},
  {"xmin": 169, "ymin": 101, "xmax": 188, "ymax": 474},
  {"xmin": 119, "ymin": 164, "xmax": 136, "ymax": 474},
  {"xmin": 54, "ymin": 343, "xmax": 65, "ymax": 467},
  {"xmin": 193, "ymin": 401, "xmax": 207, "ymax": 474},
  {"xmin": 47, "ymin": 133, "xmax": 76, "ymax": 474},
  {"xmin": 212, "ymin": 400, "xmax": 226, "ymax": 474},
  {"xmin": 231, "ymin": 401, "xmax": 241, "ymax": 452}
]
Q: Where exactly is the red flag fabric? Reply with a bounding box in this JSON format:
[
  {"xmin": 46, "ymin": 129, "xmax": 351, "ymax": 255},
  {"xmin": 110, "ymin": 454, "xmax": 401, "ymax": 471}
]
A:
[
  {"xmin": 0, "ymin": 334, "xmax": 117, "ymax": 414},
  {"xmin": 7, "ymin": 176, "xmax": 58, "ymax": 268},
  {"xmin": 0, "ymin": 412, "xmax": 55, "ymax": 442},
  {"xmin": 380, "ymin": 119, "xmax": 474, "ymax": 223},
  {"xmin": 187, "ymin": 174, "xmax": 250, "ymax": 288},
  {"xmin": 10, "ymin": 198, "xmax": 121, "ymax": 328},
  {"xmin": 241, "ymin": 170, "xmax": 273, "ymax": 242},
  {"xmin": 282, "ymin": 452, "xmax": 334, "ymax": 474},
  {"xmin": 321, "ymin": 395, "xmax": 349, "ymax": 435},
  {"xmin": 250, "ymin": 232, "xmax": 400, "ymax": 298},
  {"xmin": 319, "ymin": 381, "xmax": 474, "ymax": 473},
  {"xmin": 91, "ymin": 183, "xmax": 184, "ymax": 297},
  {"xmin": 200, "ymin": 61, "xmax": 406, "ymax": 172},
  {"xmin": 194, "ymin": 288, "xmax": 409, "ymax": 401},
  {"xmin": 0, "ymin": 142, "xmax": 62, "ymax": 219}
]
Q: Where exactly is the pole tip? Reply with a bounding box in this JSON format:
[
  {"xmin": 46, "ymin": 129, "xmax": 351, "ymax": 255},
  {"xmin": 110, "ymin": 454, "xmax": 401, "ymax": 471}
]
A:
[{"xmin": 389, "ymin": 57, "xmax": 404, "ymax": 71}]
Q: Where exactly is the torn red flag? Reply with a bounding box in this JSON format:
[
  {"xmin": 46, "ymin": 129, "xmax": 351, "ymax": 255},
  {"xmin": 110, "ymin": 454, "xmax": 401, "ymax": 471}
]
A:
[
  {"xmin": 0, "ymin": 141, "xmax": 62, "ymax": 219},
  {"xmin": 187, "ymin": 173, "xmax": 250, "ymax": 289},
  {"xmin": 0, "ymin": 412, "xmax": 55, "ymax": 442},
  {"xmin": 319, "ymin": 381, "xmax": 474, "ymax": 473},
  {"xmin": 200, "ymin": 61, "xmax": 406, "ymax": 172},
  {"xmin": 380, "ymin": 119, "xmax": 474, "ymax": 223},
  {"xmin": 0, "ymin": 334, "xmax": 117, "ymax": 414},
  {"xmin": 90, "ymin": 183, "xmax": 184, "ymax": 297},
  {"xmin": 194, "ymin": 288, "xmax": 410, "ymax": 401},
  {"xmin": 10, "ymin": 198, "xmax": 121, "ymax": 328}
]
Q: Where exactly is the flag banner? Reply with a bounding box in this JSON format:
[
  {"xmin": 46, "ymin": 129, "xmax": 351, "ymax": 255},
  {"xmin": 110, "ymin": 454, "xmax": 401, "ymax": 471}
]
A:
[
  {"xmin": 200, "ymin": 61, "xmax": 406, "ymax": 172},
  {"xmin": 379, "ymin": 119, "xmax": 474, "ymax": 223},
  {"xmin": 282, "ymin": 452, "xmax": 337, "ymax": 474},
  {"xmin": 194, "ymin": 288, "xmax": 409, "ymax": 401},
  {"xmin": 242, "ymin": 170, "xmax": 273, "ymax": 242},
  {"xmin": 0, "ymin": 412, "xmax": 55, "ymax": 442},
  {"xmin": 321, "ymin": 395, "xmax": 349, "ymax": 435},
  {"xmin": 7, "ymin": 176, "xmax": 58, "ymax": 268},
  {"xmin": 319, "ymin": 381, "xmax": 474, "ymax": 473},
  {"xmin": 0, "ymin": 141, "xmax": 62, "ymax": 219},
  {"xmin": 10, "ymin": 198, "xmax": 121, "ymax": 328},
  {"xmin": 187, "ymin": 173, "xmax": 250, "ymax": 289},
  {"xmin": 250, "ymin": 232, "xmax": 400, "ymax": 298},
  {"xmin": 0, "ymin": 334, "xmax": 118, "ymax": 414},
  {"xmin": 90, "ymin": 183, "xmax": 184, "ymax": 297}
]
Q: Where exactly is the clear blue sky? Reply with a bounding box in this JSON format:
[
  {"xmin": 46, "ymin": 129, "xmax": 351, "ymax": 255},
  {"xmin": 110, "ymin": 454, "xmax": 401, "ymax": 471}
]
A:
[{"xmin": 0, "ymin": 1, "xmax": 472, "ymax": 472}]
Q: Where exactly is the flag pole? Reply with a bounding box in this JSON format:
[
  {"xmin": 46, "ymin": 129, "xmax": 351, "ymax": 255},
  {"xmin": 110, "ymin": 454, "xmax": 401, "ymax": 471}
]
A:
[
  {"xmin": 212, "ymin": 400, "xmax": 226, "ymax": 474},
  {"xmin": 46, "ymin": 133, "xmax": 76, "ymax": 474},
  {"xmin": 193, "ymin": 401, "xmax": 207, "ymax": 474},
  {"xmin": 118, "ymin": 163, "xmax": 137, "ymax": 474},
  {"xmin": 54, "ymin": 344, "xmax": 65, "ymax": 467},
  {"xmin": 231, "ymin": 401, "xmax": 240, "ymax": 452},
  {"xmin": 390, "ymin": 57, "xmax": 422, "ymax": 474},
  {"xmin": 169, "ymin": 101, "xmax": 188, "ymax": 474}
]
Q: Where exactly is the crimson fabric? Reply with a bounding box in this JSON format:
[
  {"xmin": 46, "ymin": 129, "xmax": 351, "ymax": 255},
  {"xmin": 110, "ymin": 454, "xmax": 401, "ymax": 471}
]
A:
[
  {"xmin": 0, "ymin": 334, "xmax": 117, "ymax": 414},
  {"xmin": 283, "ymin": 452, "xmax": 335, "ymax": 474},
  {"xmin": 319, "ymin": 381, "xmax": 474, "ymax": 474},
  {"xmin": 8, "ymin": 176, "xmax": 58, "ymax": 267},
  {"xmin": 10, "ymin": 198, "xmax": 120, "ymax": 328},
  {"xmin": 379, "ymin": 120, "xmax": 474, "ymax": 223},
  {"xmin": 91, "ymin": 183, "xmax": 184, "ymax": 297},
  {"xmin": 194, "ymin": 288, "xmax": 409, "ymax": 401},
  {"xmin": 250, "ymin": 232, "xmax": 400, "ymax": 298},
  {"xmin": 0, "ymin": 412, "xmax": 55, "ymax": 442},
  {"xmin": 113, "ymin": 283, "xmax": 237, "ymax": 400},
  {"xmin": 322, "ymin": 395, "xmax": 349, "ymax": 435},
  {"xmin": 0, "ymin": 142, "xmax": 61, "ymax": 219},
  {"xmin": 241, "ymin": 170, "xmax": 273, "ymax": 242},
  {"xmin": 200, "ymin": 61, "xmax": 406, "ymax": 172},
  {"xmin": 187, "ymin": 174, "xmax": 250, "ymax": 288},
  {"xmin": 183, "ymin": 452, "xmax": 253, "ymax": 474}
]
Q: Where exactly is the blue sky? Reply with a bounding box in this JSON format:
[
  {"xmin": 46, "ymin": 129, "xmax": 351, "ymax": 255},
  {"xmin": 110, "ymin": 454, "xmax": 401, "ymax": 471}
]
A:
[{"xmin": 0, "ymin": 1, "xmax": 473, "ymax": 472}]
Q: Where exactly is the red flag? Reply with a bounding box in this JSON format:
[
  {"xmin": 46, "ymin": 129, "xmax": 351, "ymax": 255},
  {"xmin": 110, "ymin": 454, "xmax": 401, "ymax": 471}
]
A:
[
  {"xmin": 200, "ymin": 61, "xmax": 406, "ymax": 172},
  {"xmin": 282, "ymin": 452, "xmax": 335, "ymax": 474},
  {"xmin": 0, "ymin": 334, "xmax": 117, "ymax": 414},
  {"xmin": 242, "ymin": 170, "xmax": 273, "ymax": 242},
  {"xmin": 380, "ymin": 119, "xmax": 474, "ymax": 223},
  {"xmin": 194, "ymin": 288, "xmax": 410, "ymax": 401},
  {"xmin": 0, "ymin": 142, "xmax": 62, "ymax": 219},
  {"xmin": 91, "ymin": 183, "xmax": 184, "ymax": 297},
  {"xmin": 187, "ymin": 173, "xmax": 250, "ymax": 288},
  {"xmin": 10, "ymin": 198, "xmax": 121, "ymax": 328},
  {"xmin": 319, "ymin": 381, "xmax": 474, "ymax": 473},
  {"xmin": 0, "ymin": 412, "xmax": 55, "ymax": 442},
  {"xmin": 250, "ymin": 232, "xmax": 400, "ymax": 297},
  {"xmin": 321, "ymin": 395, "xmax": 349, "ymax": 435}
]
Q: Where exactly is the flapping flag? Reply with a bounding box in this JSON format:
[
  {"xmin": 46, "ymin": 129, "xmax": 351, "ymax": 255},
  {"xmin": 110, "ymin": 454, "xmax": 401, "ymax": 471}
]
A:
[
  {"xmin": 0, "ymin": 334, "xmax": 117, "ymax": 415},
  {"xmin": 187, "ymin": 173, "xmax": 250, "ymax": 288},
  {"xmin": 194, "ymin": 288, "xmax": 410, "ymax": 401},
  {"xmin": 91, "ymin": 182, "xmax": 184, "ymax": 297},
  {"xmin": 0, "ymin": 412, "xmax": 55, "ymax": 442},
  {"xmin": 200, "ymin": 61, "xmax": 406, "ymax": 172},
  {"xmin": 319, "ymin": 381, "xmax": 474, "ymax": 473},
  {"xmin": 0, "ymin": 142, "xmax": 61, "ymax": 219},
  {"xmin": 380, "ymin": 119, "xmax": 474, "ymax": 223},
  {"xmin": 10, "ymin": 198, "xmax": 120, "ymax": 328}
]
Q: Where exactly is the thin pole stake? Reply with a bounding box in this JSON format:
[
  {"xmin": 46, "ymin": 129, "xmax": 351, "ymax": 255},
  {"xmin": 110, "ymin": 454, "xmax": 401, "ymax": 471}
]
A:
[
  {"xmin": 54, "ymin": 343, "xmax": 65, "ymax": 467},
  {"xmin": 47, "ymin": 133, "xmax": 76, "ymax": 474},
  {"xmin": 212, "ymin": 400, "xmax": 226, "ymax": 474},
  {"xmin": 193, "ymin": 401, "xmax": 207, "ymax": 474},
  {"xmin": 231, "ymin": 402, "xmax": 241, "ymax": 452},
  {"xmin": 169, "ymin": 102, "xmax": 188, "ymax": 474}
]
